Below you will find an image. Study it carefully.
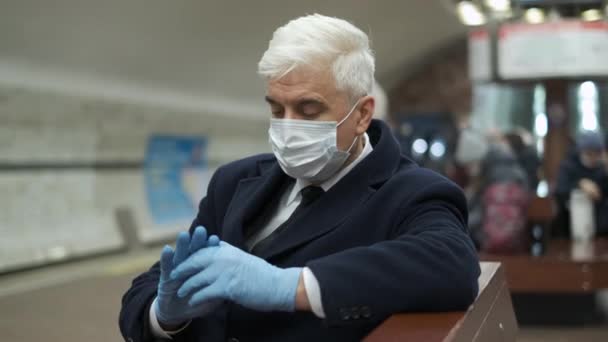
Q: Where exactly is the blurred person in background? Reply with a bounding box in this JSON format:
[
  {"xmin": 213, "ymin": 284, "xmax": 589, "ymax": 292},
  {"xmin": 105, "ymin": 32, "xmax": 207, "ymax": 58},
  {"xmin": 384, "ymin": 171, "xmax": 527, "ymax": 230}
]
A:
[
  {"xmin": 553, "ymin": 131, "xmax": 608, "ymax": 237},
  {"xmin": 504, "ymin": 128, "xmax": 541, "ymax": 191},
  {"xmin": 119, "ymin": 14, "xmax": 479, "ymax": 342},
  {"xmin": 453, "ymin": 129, "xmax": 529, "ymax": 253}
]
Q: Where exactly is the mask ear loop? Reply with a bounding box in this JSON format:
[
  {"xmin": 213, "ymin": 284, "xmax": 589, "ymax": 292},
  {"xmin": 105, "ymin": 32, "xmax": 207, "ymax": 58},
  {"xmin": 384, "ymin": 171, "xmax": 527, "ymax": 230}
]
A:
[
  {"xmin": 337, "ymin": 98, "xmax": 362, "ymax": 153},
  {"xmin": 337, "ymin": 98, "xmax": 362, "ymax": 127},
  {"xmin": 344, "ymin": 135, "xmax": 359, "ymax": 153}
]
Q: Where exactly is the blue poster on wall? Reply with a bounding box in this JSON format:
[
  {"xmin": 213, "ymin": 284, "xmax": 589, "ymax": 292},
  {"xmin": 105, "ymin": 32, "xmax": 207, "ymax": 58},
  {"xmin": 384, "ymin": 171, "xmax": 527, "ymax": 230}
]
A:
[{"xmin": 144, "ymin": 135, "xmax": 208, "ymax": 226}]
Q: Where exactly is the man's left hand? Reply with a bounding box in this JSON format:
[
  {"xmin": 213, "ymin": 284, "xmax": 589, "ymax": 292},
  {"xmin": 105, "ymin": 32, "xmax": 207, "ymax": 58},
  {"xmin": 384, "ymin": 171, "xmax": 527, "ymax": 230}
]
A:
[{"xmin": 170, "ymin": 242, "xmax": 302, "ymax": 312}]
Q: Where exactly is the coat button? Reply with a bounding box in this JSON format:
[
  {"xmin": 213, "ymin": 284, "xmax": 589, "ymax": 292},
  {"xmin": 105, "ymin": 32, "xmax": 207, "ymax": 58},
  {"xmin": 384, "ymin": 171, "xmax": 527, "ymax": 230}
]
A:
[
  {"xmin": 227, "ymin": 338, "xmax": 240, "ymax": 342},
  {"xmin": 339, "ymin": 308, "xmax": 351, "ymax": 320},
  {"xmin": 351, "ymin": 307, "xmax": 360, "ymax": 319},
  {"xmin": 361, "ymin": 306, "xmax": 372, "ymax": 318}
]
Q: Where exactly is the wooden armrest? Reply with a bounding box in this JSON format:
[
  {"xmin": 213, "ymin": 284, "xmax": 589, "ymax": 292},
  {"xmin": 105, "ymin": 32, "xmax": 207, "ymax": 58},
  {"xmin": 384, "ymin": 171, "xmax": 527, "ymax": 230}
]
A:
[{"xmin": 364, "ymin": 262, "xmax": 518, "ymax": 342}]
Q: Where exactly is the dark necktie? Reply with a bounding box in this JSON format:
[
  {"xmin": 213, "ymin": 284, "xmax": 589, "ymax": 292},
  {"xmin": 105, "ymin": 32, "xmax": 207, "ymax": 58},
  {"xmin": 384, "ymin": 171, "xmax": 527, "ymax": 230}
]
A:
[
  {"xmin": 299, "ymin": 185, "xmax": 325, "ymax": 206},
  {"xmin": 251, "ymin": 185, "xmax": 324, "ymax": 256}
]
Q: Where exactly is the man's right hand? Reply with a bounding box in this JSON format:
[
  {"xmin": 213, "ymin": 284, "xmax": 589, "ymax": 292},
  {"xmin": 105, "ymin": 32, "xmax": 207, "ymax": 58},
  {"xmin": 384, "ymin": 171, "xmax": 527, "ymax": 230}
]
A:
[
  {"xmin": 579, "ymin": 178, "xmax": 602, "ymax": 201},
  {"xmin": 155, "ymin": 226, "xmax": 222, "ymax": 328}
]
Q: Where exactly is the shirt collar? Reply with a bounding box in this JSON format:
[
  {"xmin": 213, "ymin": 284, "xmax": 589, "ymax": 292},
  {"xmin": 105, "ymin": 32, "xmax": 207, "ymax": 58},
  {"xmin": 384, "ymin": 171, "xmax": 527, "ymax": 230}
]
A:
[{"xmin": 287, "ymin": 133, "xmax": 373, "ymax": 206}]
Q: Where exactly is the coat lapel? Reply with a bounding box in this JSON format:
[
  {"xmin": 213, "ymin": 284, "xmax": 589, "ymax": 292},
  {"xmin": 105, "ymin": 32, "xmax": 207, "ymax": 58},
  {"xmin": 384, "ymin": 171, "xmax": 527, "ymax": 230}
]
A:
[
  {"xmin": 221, "ymin": 161, "xmax": 287, "ymax": 249},
  {"xmin": 255, "ymin": 177, "xmax": 376, "ymax": 261}
]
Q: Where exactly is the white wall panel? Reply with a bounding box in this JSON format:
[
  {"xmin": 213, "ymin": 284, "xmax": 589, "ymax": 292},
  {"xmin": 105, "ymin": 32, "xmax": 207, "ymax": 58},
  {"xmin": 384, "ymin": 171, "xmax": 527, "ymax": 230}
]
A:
[{"xmin": 0, "ymin": 85, "xmax": 270, "ymax": 271}]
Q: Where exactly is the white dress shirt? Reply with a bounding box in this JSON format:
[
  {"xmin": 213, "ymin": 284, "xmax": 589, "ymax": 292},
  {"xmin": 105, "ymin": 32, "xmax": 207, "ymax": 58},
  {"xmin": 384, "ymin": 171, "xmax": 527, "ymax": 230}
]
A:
[{"xmin": 151, "ymin": 133, "xmax": 373, "ymax": 338}]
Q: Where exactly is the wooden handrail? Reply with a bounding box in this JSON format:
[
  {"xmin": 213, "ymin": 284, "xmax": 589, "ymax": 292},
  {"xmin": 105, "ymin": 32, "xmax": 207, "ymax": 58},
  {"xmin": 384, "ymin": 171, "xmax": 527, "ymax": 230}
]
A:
[{"xmin": 364, "ymin": 262, "xmax": 518, "ymax": 342}]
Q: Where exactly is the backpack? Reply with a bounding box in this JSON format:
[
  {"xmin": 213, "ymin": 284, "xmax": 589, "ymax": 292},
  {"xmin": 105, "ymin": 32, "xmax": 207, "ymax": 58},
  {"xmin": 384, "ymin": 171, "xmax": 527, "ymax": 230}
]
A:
[{"xmin": 480, "ymin": 182, "xmax": 529, "ymax": 253}]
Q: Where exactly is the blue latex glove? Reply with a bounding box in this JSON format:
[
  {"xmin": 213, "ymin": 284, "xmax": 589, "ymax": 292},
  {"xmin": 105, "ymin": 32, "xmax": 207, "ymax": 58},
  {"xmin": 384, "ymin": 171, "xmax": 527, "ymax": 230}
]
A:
[
  {"xmin": 154, "ymin": 226, "xmax": 221, "ymax": 326},
  {"xmin": 171, "ymin": 241, "xmax": 302, "ymax": 312}
]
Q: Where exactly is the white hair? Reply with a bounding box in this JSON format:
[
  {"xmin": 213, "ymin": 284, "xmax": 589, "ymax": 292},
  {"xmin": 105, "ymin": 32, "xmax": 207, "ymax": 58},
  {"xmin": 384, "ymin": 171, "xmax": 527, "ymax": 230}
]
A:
[{"xmin": 258, "ymin": 14, "xmax": 375, "ymax": 102}]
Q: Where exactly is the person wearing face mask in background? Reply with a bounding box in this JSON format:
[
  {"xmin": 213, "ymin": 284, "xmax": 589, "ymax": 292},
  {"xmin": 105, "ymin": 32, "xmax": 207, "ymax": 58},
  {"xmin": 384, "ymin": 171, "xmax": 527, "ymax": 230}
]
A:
[
  {"xmin": 120, "ymin": 14, "xmax": 480, "ymax": 342},
  {"xmin": 554, "ymin": 131, "xmax": 608, "ymax": 238}
]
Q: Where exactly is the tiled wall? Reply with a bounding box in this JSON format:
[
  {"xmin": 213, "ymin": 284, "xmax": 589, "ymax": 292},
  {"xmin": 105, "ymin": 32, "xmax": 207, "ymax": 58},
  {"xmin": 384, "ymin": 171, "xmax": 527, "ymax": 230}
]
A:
[{"xmin": 0, "ymin": 85, "xmax": 270, "ymax": 272}]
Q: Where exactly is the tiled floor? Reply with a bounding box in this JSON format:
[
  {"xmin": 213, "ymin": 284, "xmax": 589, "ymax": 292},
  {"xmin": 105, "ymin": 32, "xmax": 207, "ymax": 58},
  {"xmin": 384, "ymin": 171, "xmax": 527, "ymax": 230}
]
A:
[
  {"xmin": 519, "ymin": 326, "xmax": 608, "ymax": 342},
  {"xmin": 0, "ymin": 251, "xmax": 156, "ymax": 342}
]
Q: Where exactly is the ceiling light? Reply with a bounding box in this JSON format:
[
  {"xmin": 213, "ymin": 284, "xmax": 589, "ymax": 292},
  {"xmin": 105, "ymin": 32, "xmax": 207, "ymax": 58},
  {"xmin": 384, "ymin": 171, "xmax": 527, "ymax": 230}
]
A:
[
  {"xmin": 579, "ymin": 81, "xmax": 598, "ymax": 99},
  {"xmin": 536, "ymin": 180, "xmax": 549, "ymax": 198},
  {"xmin": 581, "ymin": 112, "xmax": 599, "ymax": 131},
  {"xmin": 524, "ymin": 8, "xmax": 545, "ymax": 24},
  {"xmin": 412, "ymin": 139, "xmax": 428, "ymax": 155},
  {"xmin": 429, "ymin": 140, "xmax": 447, "ymax": 159},
  {"xmin": 485, "ymin": 0, "xmax": 510, "ymax": 12},
  {"xmin": 581, "ymin": 9, "xmax": 602, "ymax": 21},
  {"xmin": 457, "ymin": 1, "xmax": 487, "ymax": 26},
  {"xmin": 534, "ymin": 113, "xmax": 548, "ymax": 137}
]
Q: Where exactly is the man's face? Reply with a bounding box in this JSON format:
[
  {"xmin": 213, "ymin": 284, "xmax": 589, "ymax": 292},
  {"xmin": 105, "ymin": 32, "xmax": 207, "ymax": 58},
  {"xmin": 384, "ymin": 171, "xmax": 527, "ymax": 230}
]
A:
[
  {"xmin": 580, "ymin": 149, "xmax": 603, "ymax": 168},
  {"xmin": 265, "ymin": 67, "xmax": 361, "ymax": 152}
]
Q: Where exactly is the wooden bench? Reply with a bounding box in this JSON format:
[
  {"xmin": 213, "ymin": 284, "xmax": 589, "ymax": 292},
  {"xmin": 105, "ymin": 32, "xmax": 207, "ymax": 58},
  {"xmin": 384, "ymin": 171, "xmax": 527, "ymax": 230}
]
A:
[
  {"xmin": 477, "ymin": 191, "xmax": 608, "ymax": 292},
  {"xmin": 364, "ymin": 262, "xmax": 517, "ymax": 342},
  {"xmin": 481, "ymin": 238, "xmax": 608, "ymax": 293}
]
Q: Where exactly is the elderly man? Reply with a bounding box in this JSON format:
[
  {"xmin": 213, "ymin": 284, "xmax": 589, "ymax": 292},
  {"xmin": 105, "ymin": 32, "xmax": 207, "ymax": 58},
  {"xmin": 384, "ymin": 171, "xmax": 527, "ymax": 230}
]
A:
[{"xmin": 120, "ymin": 14, "xmax": 479, "ymax": 342}]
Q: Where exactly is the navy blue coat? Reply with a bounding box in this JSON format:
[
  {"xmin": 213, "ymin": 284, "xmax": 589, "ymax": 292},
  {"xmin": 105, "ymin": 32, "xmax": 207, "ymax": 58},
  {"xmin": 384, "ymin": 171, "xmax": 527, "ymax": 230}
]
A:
[{"xmin": 119, "ymin": 120, "xmax": 480, "ymax": 342}]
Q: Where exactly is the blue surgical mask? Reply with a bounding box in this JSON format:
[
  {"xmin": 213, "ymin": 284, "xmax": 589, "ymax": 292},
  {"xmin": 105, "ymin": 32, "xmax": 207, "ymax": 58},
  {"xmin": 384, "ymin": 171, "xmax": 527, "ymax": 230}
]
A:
[{"xmin": 268, "ymin": 100, "xmax": 360, "ymax": 182}]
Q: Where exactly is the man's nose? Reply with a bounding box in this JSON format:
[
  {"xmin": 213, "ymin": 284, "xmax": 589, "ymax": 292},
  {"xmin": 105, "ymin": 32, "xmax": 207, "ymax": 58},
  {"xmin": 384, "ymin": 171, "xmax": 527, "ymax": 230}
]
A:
[{"xmin": 283, "ymin": 109, "xmax": 300, "ymax": 120}]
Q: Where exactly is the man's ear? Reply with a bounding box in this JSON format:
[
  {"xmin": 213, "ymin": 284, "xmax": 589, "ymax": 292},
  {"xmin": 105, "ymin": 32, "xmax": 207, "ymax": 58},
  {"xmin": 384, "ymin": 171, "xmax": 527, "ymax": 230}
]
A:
[{"xmin": 356, "ymin": 95, "xmax": 375, "ymax": 135}]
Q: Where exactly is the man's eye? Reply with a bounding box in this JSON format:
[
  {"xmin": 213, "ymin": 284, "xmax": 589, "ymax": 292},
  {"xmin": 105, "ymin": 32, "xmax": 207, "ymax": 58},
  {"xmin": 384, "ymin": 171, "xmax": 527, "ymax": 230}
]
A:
[
  {"xmin": 301, "ymin": 105, "xmax": 323, "ymax": 116},
  {"xmin": 270, "ymin": 106, "xmax": 283, "ymax": 115}
]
